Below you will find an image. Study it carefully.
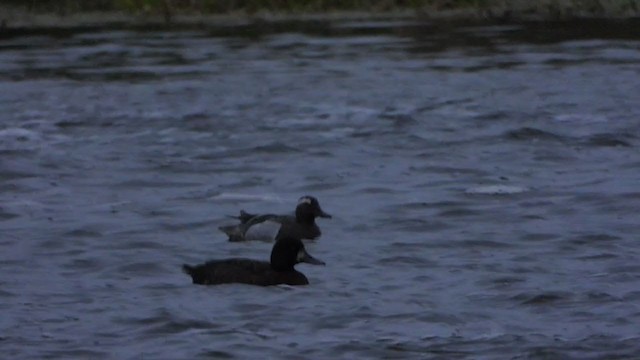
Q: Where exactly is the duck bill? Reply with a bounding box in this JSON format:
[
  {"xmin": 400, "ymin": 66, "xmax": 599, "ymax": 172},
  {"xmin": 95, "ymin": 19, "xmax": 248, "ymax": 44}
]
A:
[
  {"xmin": 300, "ymin": 251, "xmax": 326, "ymax": 266},
  {"xmin": 316, "ymin": 208, "xmax": 332, "ymax": 219}
]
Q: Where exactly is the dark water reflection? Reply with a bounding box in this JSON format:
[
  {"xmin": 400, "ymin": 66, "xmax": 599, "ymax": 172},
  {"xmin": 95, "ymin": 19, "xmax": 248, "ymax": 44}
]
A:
[{"xmin": 1, "ymin": 18, "xmax": 640, "ymax": 359}]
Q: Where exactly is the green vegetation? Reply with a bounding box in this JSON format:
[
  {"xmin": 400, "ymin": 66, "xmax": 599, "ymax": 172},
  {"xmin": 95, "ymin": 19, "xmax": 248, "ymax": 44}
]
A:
[
  {"xmin": 3, "ymin": 0, "xmax": 638, "ymax": 15},
  {"xmin": 1, "ymin": 0, "xmax": 639, "ymax": 27}
]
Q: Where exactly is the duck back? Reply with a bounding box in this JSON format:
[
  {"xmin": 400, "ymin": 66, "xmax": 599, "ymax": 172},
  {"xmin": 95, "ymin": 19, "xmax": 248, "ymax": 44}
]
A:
[{"xmin": 182, "ymin": 259, "xmax": 309, "ymax": 286}]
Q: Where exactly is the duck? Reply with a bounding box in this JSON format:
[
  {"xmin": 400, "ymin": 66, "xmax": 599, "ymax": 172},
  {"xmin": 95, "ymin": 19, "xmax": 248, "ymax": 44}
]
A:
[
  {"xmin": 182, "ymin": 236, "xmax": 325, "ymax": 286},
  {"xmin": 219, "ymin": 195, "xmax": 332, "ymax": 242}
]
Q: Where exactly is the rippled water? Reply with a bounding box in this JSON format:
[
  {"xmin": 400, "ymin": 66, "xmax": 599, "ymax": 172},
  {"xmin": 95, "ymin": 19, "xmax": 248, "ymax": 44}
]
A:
[{"xmin": 1, "ymin": 18, "xmax": 640, "ymax": 359}]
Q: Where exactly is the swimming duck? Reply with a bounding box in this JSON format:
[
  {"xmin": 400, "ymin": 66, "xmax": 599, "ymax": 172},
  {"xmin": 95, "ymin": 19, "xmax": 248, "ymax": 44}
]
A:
[
  {"xmin": 182, "ymin": 236, "xmax": 325, "ymax": 286},
  {"xmin": 219, "ymin": 195, "xmax": 332, "ymax": 242}
]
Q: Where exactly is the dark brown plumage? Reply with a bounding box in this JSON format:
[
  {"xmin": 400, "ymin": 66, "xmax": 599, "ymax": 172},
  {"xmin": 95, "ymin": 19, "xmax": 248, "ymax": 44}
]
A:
[{"xmin": 182, "ymin": 236, "xmax": 325, "ymax": 286}]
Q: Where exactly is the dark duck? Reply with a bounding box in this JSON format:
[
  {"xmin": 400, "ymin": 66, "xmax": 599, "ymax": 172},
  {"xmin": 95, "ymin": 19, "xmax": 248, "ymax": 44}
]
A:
[
  {"xmin": 219, "ymin": 195, "xmax": 332, "ymax": 242},
  {"xmin": 182, "ymin": 236, "xmax": 325, "ymax": 286}
]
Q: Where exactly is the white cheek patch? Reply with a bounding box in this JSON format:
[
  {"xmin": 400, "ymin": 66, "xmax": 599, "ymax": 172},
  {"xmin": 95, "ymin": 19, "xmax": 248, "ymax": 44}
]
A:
[
  {"xmin": 296, "ymin": 249, "xmax": 306, "ymax": 262},
  {"xmin": 298, "ymin": 197, "xmax": 312, "ymax": 205}
]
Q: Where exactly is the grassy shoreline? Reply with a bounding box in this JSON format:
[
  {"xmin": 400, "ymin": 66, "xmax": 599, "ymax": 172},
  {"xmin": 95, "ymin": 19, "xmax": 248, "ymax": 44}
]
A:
[{"xmin": 1, "ymin": 1, "xmax": 639, "ymax": 30}]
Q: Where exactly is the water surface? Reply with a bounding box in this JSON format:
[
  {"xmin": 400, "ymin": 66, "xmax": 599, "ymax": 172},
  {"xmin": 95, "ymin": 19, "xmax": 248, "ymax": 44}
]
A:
[{"xmin": 1, "ymin": 19, "xmax": 640, "ymax": 359}]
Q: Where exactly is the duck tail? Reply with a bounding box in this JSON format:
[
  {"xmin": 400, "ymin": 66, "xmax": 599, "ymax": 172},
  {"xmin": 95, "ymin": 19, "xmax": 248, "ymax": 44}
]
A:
[
  {"xmin": 218, "ymin": 225, "xmax": 235, "ymax": 235},
  {"xmin": 182, "ymin": 264, "xmax": 205, "ymax": 284},
  {"xmin": 223, "ymin": 210, "xmax": 255, "ymax": 224},
  {"xmin": 218, "ymin": 225, "xmax": 246, "ymax": 242},
  {"xmin": 182, "ymin": 264, "xmax": 195, "ymax": 275}
]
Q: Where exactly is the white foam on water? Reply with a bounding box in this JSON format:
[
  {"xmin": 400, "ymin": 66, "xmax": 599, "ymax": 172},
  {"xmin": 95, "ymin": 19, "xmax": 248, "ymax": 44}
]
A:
[
  {"xmin": 553, "ymin": 113, "xmax": 609, "ymax": 123},
  {"xmin": 465, "ymin": 185, "xmax": 529, "ymax": 195},
  {"xmin": 0, "ymin": 128, "xmax": 43, "ymax": 151}
]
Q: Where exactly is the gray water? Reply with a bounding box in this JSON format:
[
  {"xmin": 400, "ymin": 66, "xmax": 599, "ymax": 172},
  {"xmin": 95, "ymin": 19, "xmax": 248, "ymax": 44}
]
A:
[{"xmin": 1, "ymin": 18, "xmax": 640, "ymax": 359}]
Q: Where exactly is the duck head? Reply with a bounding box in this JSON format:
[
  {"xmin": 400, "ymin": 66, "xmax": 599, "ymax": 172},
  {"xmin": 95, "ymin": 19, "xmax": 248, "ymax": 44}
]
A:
[{"xmin": 295, "ymin": 195, "xmax": 332, "ymax": 223}]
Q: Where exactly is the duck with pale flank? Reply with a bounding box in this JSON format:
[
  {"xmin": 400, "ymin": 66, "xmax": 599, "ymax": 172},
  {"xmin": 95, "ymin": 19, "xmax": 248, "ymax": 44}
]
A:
[
  {"xmin": 182, "ymin": 236, "xmax": 325, "ymax": 286},
  {"xmin": 219, "ymin": 195, "xmax": 332, "ymax": 242}
]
